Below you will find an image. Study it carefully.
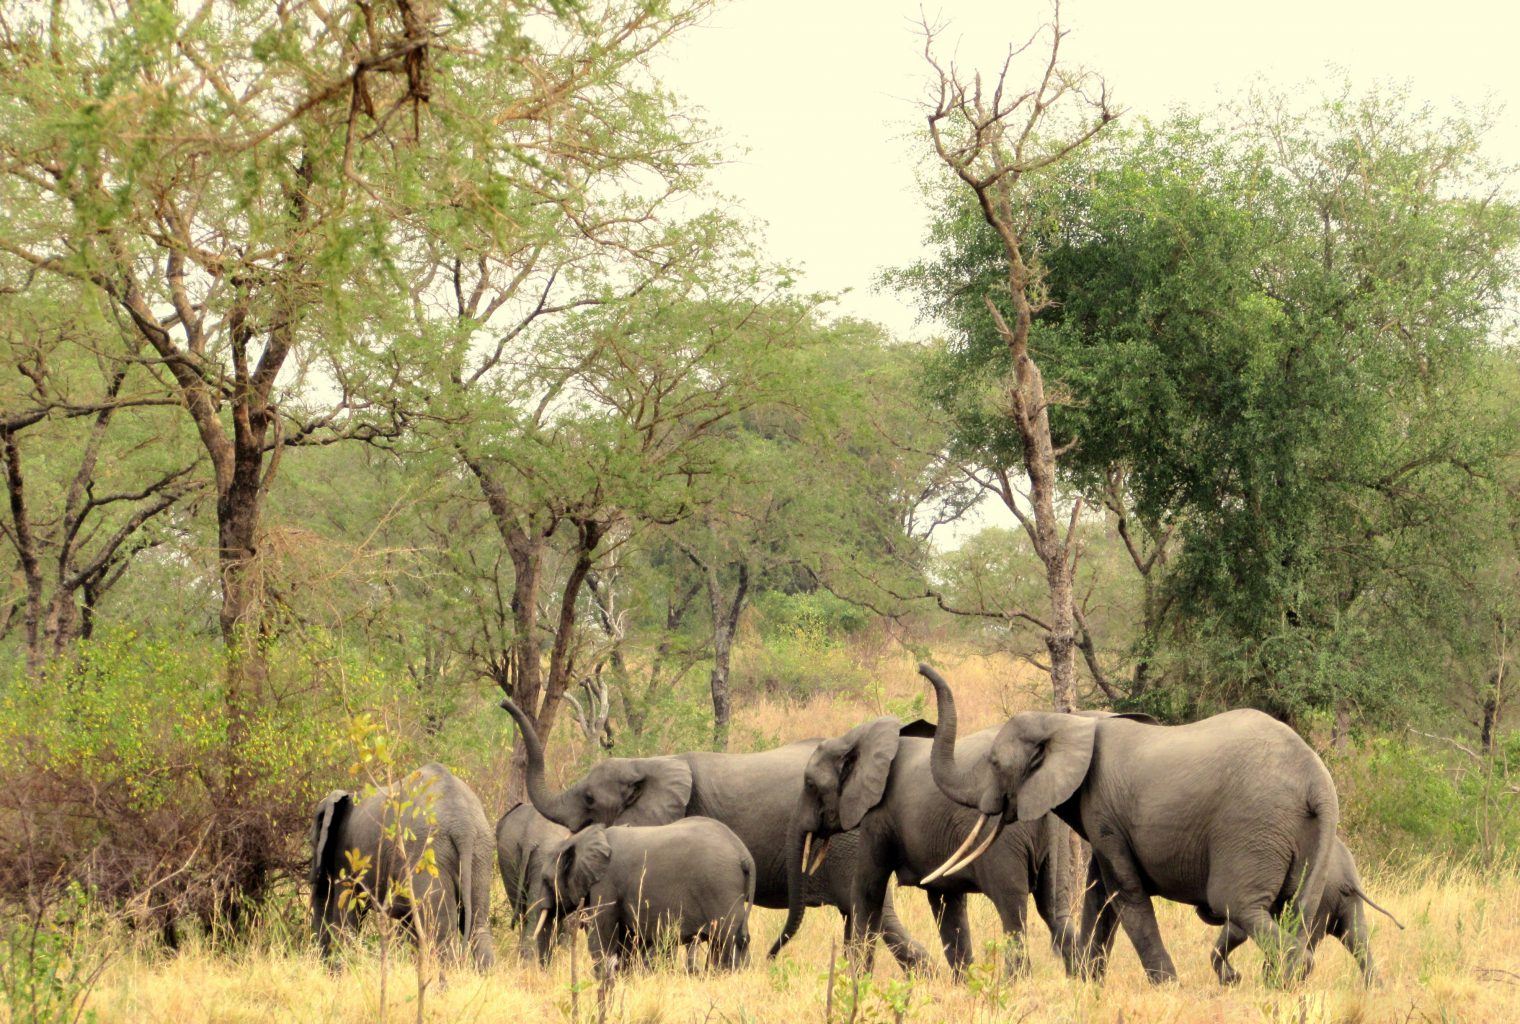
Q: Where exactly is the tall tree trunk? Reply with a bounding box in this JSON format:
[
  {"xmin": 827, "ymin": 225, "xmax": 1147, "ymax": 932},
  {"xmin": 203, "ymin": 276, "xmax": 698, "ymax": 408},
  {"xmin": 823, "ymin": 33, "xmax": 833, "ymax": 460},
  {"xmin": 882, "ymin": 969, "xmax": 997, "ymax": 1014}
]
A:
[{"xmin": 703, "ymin": 561, "xmax": 749, "ymax": 750}]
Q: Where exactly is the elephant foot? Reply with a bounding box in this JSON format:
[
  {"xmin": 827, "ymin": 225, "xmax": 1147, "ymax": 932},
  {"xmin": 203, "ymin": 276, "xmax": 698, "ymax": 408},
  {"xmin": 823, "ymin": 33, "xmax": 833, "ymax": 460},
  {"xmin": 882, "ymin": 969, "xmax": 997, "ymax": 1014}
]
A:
[
  {"xmin": 1143, "ymin": 965, "xmax": 1179, "ymax": 985},
  {"xmin": 1215, "ymin": 963, "xmax": 1241, "ymax": 986}
]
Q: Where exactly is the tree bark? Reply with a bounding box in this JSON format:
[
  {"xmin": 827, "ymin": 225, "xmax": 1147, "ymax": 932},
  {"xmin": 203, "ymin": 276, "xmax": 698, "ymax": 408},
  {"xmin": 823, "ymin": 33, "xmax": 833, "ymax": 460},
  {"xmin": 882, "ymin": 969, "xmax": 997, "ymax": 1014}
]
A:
[{"xmin": 702, "ymin": 560, "xmax": 749, "ymax": 750}]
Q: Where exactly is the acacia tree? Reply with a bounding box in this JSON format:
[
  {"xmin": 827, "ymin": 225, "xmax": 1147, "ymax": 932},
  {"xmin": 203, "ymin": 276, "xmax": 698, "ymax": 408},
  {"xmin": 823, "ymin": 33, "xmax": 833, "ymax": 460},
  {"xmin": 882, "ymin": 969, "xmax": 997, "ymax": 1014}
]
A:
[
  {"xmin": 0, "ymin": 0, "xmax": 720, "ymax": 913},
  {"xmin": 0, "ymin": 285, "xmax": 202, "ymax": 672},
  {"xmin": 917, "ymin": 5, "xmax": 1116, "ymax": 711}
]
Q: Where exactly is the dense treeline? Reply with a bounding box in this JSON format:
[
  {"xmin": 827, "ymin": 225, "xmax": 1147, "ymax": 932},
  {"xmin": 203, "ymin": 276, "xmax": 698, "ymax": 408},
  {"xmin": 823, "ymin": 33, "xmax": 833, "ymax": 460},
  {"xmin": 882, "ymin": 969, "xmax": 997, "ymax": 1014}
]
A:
[{"xmin": 0, "ymin": 0, "xmax": 1515, "ymax": 939}]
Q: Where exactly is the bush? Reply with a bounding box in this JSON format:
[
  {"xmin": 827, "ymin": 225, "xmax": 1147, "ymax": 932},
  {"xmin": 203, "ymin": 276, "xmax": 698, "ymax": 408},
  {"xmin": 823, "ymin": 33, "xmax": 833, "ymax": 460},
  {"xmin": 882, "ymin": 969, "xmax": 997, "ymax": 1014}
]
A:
[
  {"xmin": 1331, "ymin": 733, "xmax": 1519, "ymax": 867},
  {"xmin": 734, "ymin": 591, "xmax": 873, "ymax": 701},
  {"xmin": 0, "ymin": 629, "xmax": 407, "ymax": 933}
]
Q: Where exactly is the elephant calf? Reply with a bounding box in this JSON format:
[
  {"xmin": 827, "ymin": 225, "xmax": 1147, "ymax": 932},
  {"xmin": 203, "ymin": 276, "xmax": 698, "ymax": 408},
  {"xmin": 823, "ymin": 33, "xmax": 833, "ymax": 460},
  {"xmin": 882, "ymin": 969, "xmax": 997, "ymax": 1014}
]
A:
[
  {"xmin": 310, "ymin": 762, "xmax": 495, "ymax": 970},
  {"xmin": 534, "ymin": 817, "xmax": 754, "ymax": 978},
  {"xmin": 496, "ymin": 801, "xmax": 571, "ymax": 964},
  {"xmin": 1210, "ymin": 837, "xmax": 1402, "ymax": 985}
]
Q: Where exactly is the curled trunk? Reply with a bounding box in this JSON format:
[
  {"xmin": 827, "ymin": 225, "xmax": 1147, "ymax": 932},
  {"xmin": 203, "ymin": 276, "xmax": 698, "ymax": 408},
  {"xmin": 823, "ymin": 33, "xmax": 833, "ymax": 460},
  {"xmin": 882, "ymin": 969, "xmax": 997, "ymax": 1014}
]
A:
[
  {"xmin": 918, "ymin": 664, "xmax": 982, "ymax": 808},
  {"xmin": 499, "ymin": 699, "xmax": 580, "ymax": 828}
]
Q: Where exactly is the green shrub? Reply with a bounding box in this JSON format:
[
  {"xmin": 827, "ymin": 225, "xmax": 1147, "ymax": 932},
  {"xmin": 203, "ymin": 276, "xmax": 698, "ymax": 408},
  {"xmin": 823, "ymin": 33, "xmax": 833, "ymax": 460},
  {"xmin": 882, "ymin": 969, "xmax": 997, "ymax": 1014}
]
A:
[
  {"xmin": 1331, "ymin": 733, "xmax": 1519, "ymax": 867},
  {"xmin": 734, "ymin": 592, "xmax": 872, "ymax": 701}
]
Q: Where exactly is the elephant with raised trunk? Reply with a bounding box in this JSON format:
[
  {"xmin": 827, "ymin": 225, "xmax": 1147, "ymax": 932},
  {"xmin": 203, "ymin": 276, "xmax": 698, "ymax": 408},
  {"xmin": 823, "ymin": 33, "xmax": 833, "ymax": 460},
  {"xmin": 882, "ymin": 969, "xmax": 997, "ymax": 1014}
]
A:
[
  {"xmin": 777, "ymin": 715, "xmax": 1078, "ymax": 977},
  {"xmin": 499, "ymin": 699, "xmax": 929, "ymax": 968},
  {"xmin": 1212, "ymin": 837, "xmax": 1401, "ymax": 985},
  {"xmin": 921, "ymin": 664, "xmax": 1340, "ymax": 985},
  {"xmin": 309, "ymin": 762, "xmax": 495, "ymax": 970},
  {"xmin": 531, "ymin": 818, "xmax": 755, "ymax": 979},
  {"xmin": 496, "ymin": 801, "xmax": 571, "ymax": 963}
]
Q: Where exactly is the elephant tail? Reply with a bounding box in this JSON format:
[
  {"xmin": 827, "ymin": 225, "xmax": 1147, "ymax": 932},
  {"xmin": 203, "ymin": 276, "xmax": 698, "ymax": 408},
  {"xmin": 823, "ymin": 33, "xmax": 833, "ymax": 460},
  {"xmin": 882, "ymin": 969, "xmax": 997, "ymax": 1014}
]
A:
[
  {"xmin": 1352, "ymin": 887, "xmax": 1405, "ymax": 930},
  {"xmin": 456, "ymin": 833, "xmax": 474, "ymax": 942}
]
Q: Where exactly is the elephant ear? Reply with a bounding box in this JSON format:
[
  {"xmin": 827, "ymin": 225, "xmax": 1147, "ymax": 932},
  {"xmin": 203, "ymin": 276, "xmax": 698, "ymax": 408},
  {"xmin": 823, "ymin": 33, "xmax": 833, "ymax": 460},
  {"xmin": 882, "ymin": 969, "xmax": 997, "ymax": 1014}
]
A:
[
  {"xmin": 839, "ymin": 717, "xmax": 902, "ymax": 830},
  {"xmin": 309, "ymin": 790, "xmax": 352, "ymax": 888},
  {"xmin": 1011, "ymin": 713, "xmax": 1097, "ymax": 822},
  {"xmin": 898, "ymin": 718, "xmax": 937, "ymax": 739},
  {"xmin": 617, "ymin": 758, "xmax": 693, "ymax": 826},
  {"xmin": 563, "ymin": 828, "xmax": 613, "ymax": 907}
]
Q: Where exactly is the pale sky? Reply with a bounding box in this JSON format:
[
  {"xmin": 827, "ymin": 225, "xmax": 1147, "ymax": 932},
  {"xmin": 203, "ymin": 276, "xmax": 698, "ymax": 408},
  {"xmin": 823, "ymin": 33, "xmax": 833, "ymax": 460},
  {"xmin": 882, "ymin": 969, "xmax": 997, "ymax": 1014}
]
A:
[{"xmin": 656, "ymin": 0, "xmax": 1520, "ymax": 339}]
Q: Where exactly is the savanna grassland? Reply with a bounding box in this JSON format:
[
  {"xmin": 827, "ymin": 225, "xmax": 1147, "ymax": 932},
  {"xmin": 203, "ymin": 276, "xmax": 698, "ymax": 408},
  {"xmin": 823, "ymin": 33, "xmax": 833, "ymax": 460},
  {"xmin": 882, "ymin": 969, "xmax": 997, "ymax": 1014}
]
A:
[{"xmin": 39, "ymin": 655, "xmax": 1520, "ymax": 1024}]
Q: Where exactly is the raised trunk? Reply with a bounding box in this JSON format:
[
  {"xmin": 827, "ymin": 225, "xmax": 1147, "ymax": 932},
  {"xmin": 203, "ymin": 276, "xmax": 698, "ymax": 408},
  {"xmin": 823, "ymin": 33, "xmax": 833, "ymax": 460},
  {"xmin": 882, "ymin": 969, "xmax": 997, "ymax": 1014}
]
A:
[
  {"xmin": 499, "ymin": 698, "xmax": 580, "ymax": 828},
  {"xmin": 918, "ymin": 664, "xmax": 982, "ymax": 807}
]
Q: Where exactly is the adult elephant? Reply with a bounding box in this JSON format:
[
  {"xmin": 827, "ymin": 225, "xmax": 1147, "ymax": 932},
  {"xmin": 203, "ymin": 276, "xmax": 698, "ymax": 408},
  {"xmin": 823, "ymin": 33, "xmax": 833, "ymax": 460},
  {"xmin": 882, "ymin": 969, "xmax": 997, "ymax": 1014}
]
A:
[
  {"xmin": 309, "ymin": 763, "xmax": 495, "ymax": 969},
  {"xmin": 499, "ymin": 699, "xmax": 928, "ymax": 968},
  {"xmin": 920, "ymin": 664, "xmax": 1340, "ymax": 985},
  {"xmin": 777, "ymin": 715, "xmax": 1078, "ymax": 977},
  {"xmin": 495, "ymin": 801, "xmax": 570, "ymax": 963}
]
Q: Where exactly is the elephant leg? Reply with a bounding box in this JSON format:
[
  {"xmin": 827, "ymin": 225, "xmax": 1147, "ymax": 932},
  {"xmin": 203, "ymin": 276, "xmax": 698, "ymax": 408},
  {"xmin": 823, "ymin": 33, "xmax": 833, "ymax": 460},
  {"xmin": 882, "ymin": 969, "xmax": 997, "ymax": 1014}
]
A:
[
  {"xmin": 988, "ymin": 888, "xmax": 1031, "ymax": 977},
  {"xmin": 1333, "ymin": 903, "xmax": 1376, "ymax": 986},
  {"xmin": 1212, "ymin": 923, "xmax": 1248, "ymax": 985},
  {"xmin": 1094, "ymin": 850, "xmax": 1177, "ymax": 984},
  {"xmin": 1077, "ymin": 857, "xmax": 1119, "ymax": 980},
  {"xmin": 848, "ymin": 859, "xmax": 890, "ymax": 972},
  {"xmin": 879, "ymin": 887, "xmax": 930, "ymax": 972},
  {"xmin": 415, "ymin": 878, "xmax": 461, "ymax": 967},
  {"xmin": 469, "ymin": 848, "xmax": 495, "ymax": 971},
  {"xmin": 925, "ymin": 889, "xmax": 972, "ymax": 976},
  {"xmin": 1032, "ymin": 847, "xmax": 1079, "ymax": 975}
]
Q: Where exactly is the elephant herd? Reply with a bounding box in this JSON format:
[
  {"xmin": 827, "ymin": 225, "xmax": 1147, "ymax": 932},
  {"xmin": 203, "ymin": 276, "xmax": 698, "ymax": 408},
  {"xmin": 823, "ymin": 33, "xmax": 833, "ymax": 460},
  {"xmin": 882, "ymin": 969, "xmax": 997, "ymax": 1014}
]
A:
[{"xmin": 308, "ymin": 664, "xmax": 1401, "ymax": 986}]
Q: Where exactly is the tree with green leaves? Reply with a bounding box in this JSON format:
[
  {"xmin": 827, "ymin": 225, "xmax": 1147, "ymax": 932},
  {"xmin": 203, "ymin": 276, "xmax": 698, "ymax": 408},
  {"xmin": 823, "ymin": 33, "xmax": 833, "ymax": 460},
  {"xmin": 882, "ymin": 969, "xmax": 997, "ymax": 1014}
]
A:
[
  {"xmin": 913, "ymin": 4, "xmax": 1116, "ymax": 712},
  {"xmin": 899, "ymin": 88, "xmax": 1520, "ymax": 728}
]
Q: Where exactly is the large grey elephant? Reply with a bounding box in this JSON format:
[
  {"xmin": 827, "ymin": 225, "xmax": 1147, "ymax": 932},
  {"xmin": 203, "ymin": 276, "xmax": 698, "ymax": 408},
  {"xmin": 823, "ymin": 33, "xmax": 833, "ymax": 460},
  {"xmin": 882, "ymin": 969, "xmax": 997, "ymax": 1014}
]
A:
[
  {"xmin": 778, "ymin": 715, "xmax": 1078, "ymax": 977},
  {"xmin": 309, "ymin": 762, "xmax": 495, "ymax": 969},
  {"xmin": 920, "ymin": 664, "xmax": 1340, "ymax": 985},
  {"xmin": 531, "ymin": 818, "xmax": 754, "ymax": 978},
  {"xmin": 499, "ymin": 699, "xmax": 929, "ymax": 968},
  {"xmin": 1212, "ymin": 836, "xmax": 1401, "ymax": 985},
  {"xmin": 496, "ymin": 801, "xmax": 571, "ymax": 963}
]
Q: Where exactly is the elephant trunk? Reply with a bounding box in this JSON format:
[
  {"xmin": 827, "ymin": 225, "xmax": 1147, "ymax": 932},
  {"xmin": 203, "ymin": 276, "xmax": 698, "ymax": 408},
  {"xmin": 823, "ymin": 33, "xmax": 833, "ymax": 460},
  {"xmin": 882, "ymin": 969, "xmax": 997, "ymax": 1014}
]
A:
[
  {"xmin": 500, "ymin": 698, "xmax": 580, "ymax": 828},
  {"xmin": 768, "ymin": 800, "xmax": 815, "ymax": 958},
  {"xmin": 919, "ymin": 663, "xmax": 982, "ymax": 808}
]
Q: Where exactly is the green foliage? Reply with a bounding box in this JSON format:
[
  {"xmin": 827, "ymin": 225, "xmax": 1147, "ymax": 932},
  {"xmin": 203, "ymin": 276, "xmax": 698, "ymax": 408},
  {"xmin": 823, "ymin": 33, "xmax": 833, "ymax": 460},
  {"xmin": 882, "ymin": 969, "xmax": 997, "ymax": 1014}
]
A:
[
  {"xmin": 734, "ymin": 593, "xmax": 873, "ymax": 701},
  {"xmin": 894, "ymin": 88, "xmax": 1520, "ymax": 725},
  {"xmin": 1332, "ymin": 735, "xmax": 1520, "ymax": 866},
  {"xmin": 0, "ymin": 884, "xmax": 105, "ymax": 1024},
  {"xmin": 0, "ymin": 629, "xmax": 421, "ymax": 916}
]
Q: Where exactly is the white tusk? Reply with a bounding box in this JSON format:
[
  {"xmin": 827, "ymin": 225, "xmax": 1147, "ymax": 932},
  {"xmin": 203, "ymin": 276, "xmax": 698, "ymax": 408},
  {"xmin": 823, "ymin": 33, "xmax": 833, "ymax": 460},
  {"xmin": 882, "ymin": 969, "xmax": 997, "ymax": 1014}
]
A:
[
  {"xmin": 937, "ymin": 820, "xmax": 1002, "ymax": 879},
  {"xmin": 801, "ymin": 832, "xmax": 813, "ymax": 874},
  {"xmin": 807, "ymin": 836, "xmax": 832, "ymax": 875},
  {"xmin": 531, "ymin": 908, "xmax": 548, "ymax": 940},
  {"xmin": 922, "ymin": 815, "xmax": 988, "ymax": 884}
]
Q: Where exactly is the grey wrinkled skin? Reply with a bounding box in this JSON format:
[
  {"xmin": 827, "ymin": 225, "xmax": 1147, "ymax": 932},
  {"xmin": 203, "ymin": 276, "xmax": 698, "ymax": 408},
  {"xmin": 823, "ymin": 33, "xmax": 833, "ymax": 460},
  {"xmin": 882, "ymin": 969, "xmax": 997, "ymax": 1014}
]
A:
[
  {"xmin": 1212, "ymin": 837, "xmax": 1391, "ymax": 985},
  {"xmin": 309, "ymin": 763, "xmax": 495, "ymax": 970},
  {"xmin": 495, "ymin": 802, "xmax": 570, "ymax": 964},
  {"xmin": 531, "ymin": 818, "xmax": 755, "ymax": 980},
  {"xmin": 923, "ymin": 665, "xmax": 1339, "ymax": 986},
  {"xmin": 500, "ymin": 699, "xmax": 928, "ymax": 968},
  {"xmin": 781, "ymin": 716, "xmax": 1079, "ymax": 978}
]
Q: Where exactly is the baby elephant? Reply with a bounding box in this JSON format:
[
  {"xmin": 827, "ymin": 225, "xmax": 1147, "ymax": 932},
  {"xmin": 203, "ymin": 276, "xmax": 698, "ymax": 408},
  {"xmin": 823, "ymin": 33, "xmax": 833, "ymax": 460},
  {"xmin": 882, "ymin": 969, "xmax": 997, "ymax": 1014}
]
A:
[
  {"xmin": 1211, "ymin": 838, "xmax": 1402, "ymax": 985},
  {"xmin": 535, "ymin": 817, "xmax": 754, "ymax": 978},
  {"xmin": 310, "ymin": 763, "xmax": 495, "ymax": 969}
]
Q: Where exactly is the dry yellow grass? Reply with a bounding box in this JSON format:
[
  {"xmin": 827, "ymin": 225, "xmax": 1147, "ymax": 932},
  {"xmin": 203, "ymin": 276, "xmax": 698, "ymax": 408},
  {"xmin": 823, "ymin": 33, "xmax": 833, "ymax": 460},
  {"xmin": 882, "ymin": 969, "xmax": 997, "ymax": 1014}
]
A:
[
  {"xmin": 38, "ymin": 652, "xmax": 1520, "ymax": 1023},
  {"xmin": 75, "ymin": 862, "xmax": 1520, "ymax": 1024}
]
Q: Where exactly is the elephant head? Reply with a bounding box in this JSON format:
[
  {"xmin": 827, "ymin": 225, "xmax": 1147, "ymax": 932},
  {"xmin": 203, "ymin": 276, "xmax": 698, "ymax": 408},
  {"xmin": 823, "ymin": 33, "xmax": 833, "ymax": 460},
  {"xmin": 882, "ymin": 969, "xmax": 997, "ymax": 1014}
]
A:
[
  {"xmin": 919, "ymin": 663, "xmax": 1106, "ymax": 879},
  {"xmin": 768, "ymin": 717, "xmax": 903, "ymax": 958},
  {"xmin": 535, "ymin": 827, "xmax": 614, "ymax": 923},
  {"xmin": 501, "ymin": 698, "xmax": 692, "ymax": 830},
  {"xmin": 309, "ymin": 789, "xmax": 354, "ymax": 955}
]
